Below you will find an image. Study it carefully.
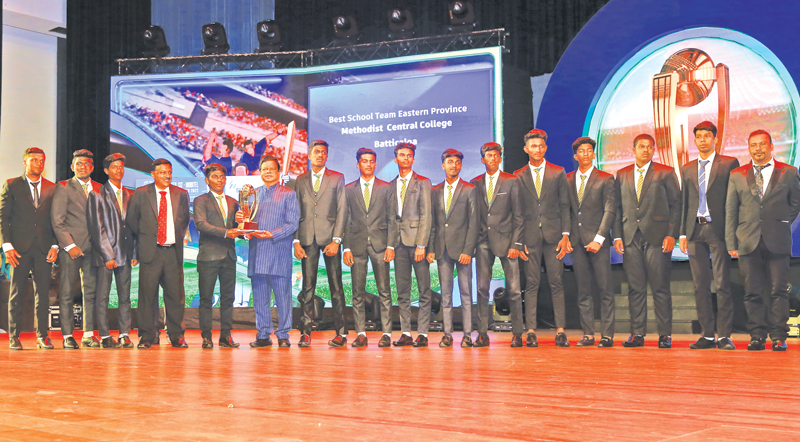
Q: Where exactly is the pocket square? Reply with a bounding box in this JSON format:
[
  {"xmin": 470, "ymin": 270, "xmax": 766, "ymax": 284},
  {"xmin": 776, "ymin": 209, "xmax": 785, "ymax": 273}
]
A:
[
  {"xmin": 497, "ymin": 192, "xmax": 508, "ymax": 195},
  {"xmin": 781, "ymin": 220, "xmax": 790, "ymax": 223}
]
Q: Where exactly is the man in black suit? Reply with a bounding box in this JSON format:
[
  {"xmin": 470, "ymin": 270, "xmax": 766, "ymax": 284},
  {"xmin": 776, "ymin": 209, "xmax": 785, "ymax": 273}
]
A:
[
  {"xmin": 1, "ymin": 147, "xmax": 59, "ymax": 350},
  {"xmin": 470, "ymin": 142, "xmax": 525, "ymax": 347},
  {"xmin": 679, "ymin": 122, "xmax": 740, "ymax": 350},
  {"xmin": 126, "ymin": 159, "xmax": 191, "ymax": 348},
  {"xmin": 566, "ymin": 137, "xmax": 617, "ymax": 348},
  {"xmin": 514, "ymin": 129, "xmax": 572, "ymax": 348},
  {"xmin": 193, "ymin": 164, "xmax": 242, "ymax": 349},
  {"xmin": 343, "ymin": 148, "xmax": 398, "ymax": 348},
  {"xmin": 87, "ymin": 153, "xmax": 138, "ymax": 348},
  {"xmin": 52, "ymin": 150, "xmax": 103, "ymax": 349},
  {"xmin": 613, "ymin": 134, "xmax": 681, "ymax": 349},
  {"xmin": 292, "ymin": 140, "xmax": 347, "ymax": 348},
  {"xmin": 426, "ymin": 149, "xmax": 479, "ymax": 347},
  {"xmin": 726, "ymin": 129, "xmax": 800, "ymax": 351}
]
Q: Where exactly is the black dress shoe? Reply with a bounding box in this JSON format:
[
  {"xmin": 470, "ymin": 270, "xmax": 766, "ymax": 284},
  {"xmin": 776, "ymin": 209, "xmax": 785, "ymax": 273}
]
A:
[
  {"xmin": 298, "ymin": 334, "xmax": 311, "ymax": 348},
  {"xmin": 597, "ymin": 337, "xmax": 614, "ymax": 348},
  {"xmin": 202, "ymin": 338, "xmax": 214, "ymax": 349},
  {"xmin": 576, "ymin": 336, "xmax": 596, "ymax": 347},
  {"xmin": 439, "ymin": 335, "xmax": 453, "ymax": 348},
  {"xmin": 622, "ymin": 335, "xmax": 644, "ymax": 347},
  {"xmin": 473, "ymin": 333, "xmax": 490, "ymax": 347},
  {"xmin": 250, "ymin": 338, "xmax": 273, "ymax": 348},
  {"xmin": 278, "ymin": 339, "xmax": 291, "ymax": 348},
  {"xmin": 555, "ymin": 332, "xmax": 571, "ymax": 347},
  {"xmin": 63, "ymin": 336, "xmax": 79, "ymax": 349},
  {"xmin": 171, "ymin": 338, "xmax": 189, "ymax": 348},
  {"xmin": 219, "ymin": 336, "xmax": 240, "ymax": 348},
  {"xmin": 413, "ymin": 335, "xmax": 428, "ymax": 347},
  {"xmin": 393, "ymin": 334, "xmax": 413, "ymax": 347},
  {"xmin": 10, "ymin": 336, "xmax": 23, "ymax": 350},
  {"xmin": 137, "ymin": 340, "xmax": 152, "ymax": 349},
  {"xmin": 510, "ymin": 334, "xmax": 523, "ymax": 348},
  {"xmin": 352, "ymin": 334, "xmax": 368, "ymax": 347},
  {"xmin": 119, "ymin": 336, "xmax": 134, "ymax": 348},
  {"xmin": 717, "ymin": 337, "xmax": 735, "ymax": 350},
  {"xmin": 101, "ymin": 337, "xmax": 120, "ymax": 349},
  {"xmin": 81, "ymin": 336, "xmax": 101, "ymax": 348},
  {"xmin": 329, "ymin": 335, "xmax": 347, "ymax": 347},
  {"xmin": 526, "ymin": 332, "xmax": 538, "ymax": 348},
  {"xmin": 460, "ymin": 335, "xmax": 473, "ymax": 348},
  {"xmin": 772, "ymin": 339, "xmax": 787, "ymax": 351},
  {"xmin": 658, "ymin": 335, "xmax": 672, "ymax": 349},
  {"xmin": 379, "ymin": 334, "xmax": 392, "ymax": 347},
  {"xmin": 152, "ymin": 335, "xmax": 160, "ymax": 346},
  {"xmin": 689, "ymin": 337, "xmax": 716, "ymax": 349},
  {"xmin": 747, "ymin": 337, "xmax": 766, "ymax": 351},
  {"xmin": 37, "ymin": 337, "xmax": 55, "ymax": 349}
]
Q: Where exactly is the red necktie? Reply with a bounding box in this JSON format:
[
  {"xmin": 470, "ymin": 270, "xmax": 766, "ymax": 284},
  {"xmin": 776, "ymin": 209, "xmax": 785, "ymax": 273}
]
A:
[{"xmin": 157, "ymin": 190, "xmax": 167, "ymax": 245}]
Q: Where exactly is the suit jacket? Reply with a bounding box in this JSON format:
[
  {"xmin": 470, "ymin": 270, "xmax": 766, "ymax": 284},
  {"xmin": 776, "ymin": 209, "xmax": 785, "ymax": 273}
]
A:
[
  {"xmin": 725, "ymin": 161, "xmax": 800, "ymax": 255},
  {"xmin": 0, "ymin": 175, "xmax": 56, "ymax": 254},
  {"xmin": 470, "ymin": 172, "xmax": 524, "ymax": 257},
  {"xmin": 52, "ymin": 177, "xmax": 102, "ymax": 251},
  {"xmin": 613, "ymin": 162, "xmax": 681, "ymax": 246},
  {"xmin": 391, "ymin": 172, "xmax": 432, "ymax": 248},
  {"xmin": 126, "ymin": 183, "xmax": 191, "ymax": 264},
  {"xmin": 427, "ymin": 179, "xmax": 479, "ymax": 260},
  {"xmin": 193, "ymin": 191, "xmax": 239, "ymax": 262},
  {"xmin": 293, "ymin": 168, "xmax": 346, "ymax": 247},
  {"xmin": 566, "ymin": 168, "xmax": 616, "ymax": 247},
  {"xmin": 86, "ymin": 182, "xmax": 137, "ymax": 267},
  {"xmin": 248, "ymin": 184, "xmax": 299, "ymax": 276},
  {"xmin": 680, "ymin": 154, "xmax": 740, "ymax": 242},
  {"xmin": 514, "ymin": 162, "xmax": 571, "ymax": 245},
  {"xmin": 343, "ymin": 178, "xmax": 399, "ymax": 256}
]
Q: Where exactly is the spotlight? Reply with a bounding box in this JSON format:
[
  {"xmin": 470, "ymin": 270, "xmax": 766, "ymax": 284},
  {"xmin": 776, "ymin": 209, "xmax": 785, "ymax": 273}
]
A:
[
  {"xmin": 330, "ymin": 15, "xmax": 360, "ymax": 46},
  {"xmin": 255, "ymin": 20, "xmax": 282, "ymax": 53},
  {"xmin": 387, "ymin": 8, "xmax": 415, "ymax": 40},
  {"xmin": 142, "ymin": 25, "xmax": 170, "ymax": 57},
  {"xmin": 201, "ymin": 22, "xmax": 230, "ymax": 55},
  {"xmin": 447, "ymin": 1, "xmax": 477, "ymax": 33}
]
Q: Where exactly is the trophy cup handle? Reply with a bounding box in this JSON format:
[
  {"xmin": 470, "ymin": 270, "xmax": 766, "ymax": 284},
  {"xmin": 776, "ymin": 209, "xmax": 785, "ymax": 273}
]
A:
[
  {"xmin": 715, "ymin": 63, "xmax": 730, "ymax": 155},
  {"xmin": 652, "ymin": 71, "xmax": 682, "ymax": 185}
]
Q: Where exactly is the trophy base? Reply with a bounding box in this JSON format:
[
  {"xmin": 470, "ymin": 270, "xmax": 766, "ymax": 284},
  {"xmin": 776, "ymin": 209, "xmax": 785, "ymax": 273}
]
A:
[{"xmin": 239, "ymin": 221, "xmax": 258, "ymax": 230}]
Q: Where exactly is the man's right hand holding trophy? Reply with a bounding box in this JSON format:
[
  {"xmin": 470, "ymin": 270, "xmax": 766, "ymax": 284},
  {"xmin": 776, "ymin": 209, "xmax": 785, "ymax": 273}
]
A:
[{"xmin": 235, "ymin": 184, "xmax": 273, "ymax": 239}]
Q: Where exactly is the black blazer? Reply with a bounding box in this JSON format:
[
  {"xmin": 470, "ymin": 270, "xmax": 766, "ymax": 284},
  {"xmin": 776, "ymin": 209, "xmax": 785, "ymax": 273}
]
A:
[
  {"xmin": 427, "ymin": 179, "xmax": 479, "ymax": 260},
  {"xmin": 613, "ymin": 162, "xmax": 681, "ymax": 246},
  {"xmin": 0, "ymin": 175, "xmax": 56, "ymax": 254},
  {"xmin": 87, "ymin": 182, "xmax": 137, "ymax": 267},
  {"xmin": 193, "ymin": 191, "xmax": 238, "ymax": 262},
  {"xmin": 293, "ymin": 168, "xmax": 347, "ymax": 247},
  {"xmin": 126, "ymin": 183, "xmax": 191, "ymax": 264},
  {"xmin": 470, "ymin": 172, "xmax": 524, "ymax": 257},
  {"xmin": 343, "ymin": 178, "xmax": 399, "ymax": 256},
  {"xmin": 566, "ymin": 168, "xmax": 615, "ymax": 248},
  {"xmin": 680, "ymin": 154, "xmax": 740, "ymax": 242},
  {"xmin": 514, "ymin": 162, "xmax": 571, "ymax": 245}
]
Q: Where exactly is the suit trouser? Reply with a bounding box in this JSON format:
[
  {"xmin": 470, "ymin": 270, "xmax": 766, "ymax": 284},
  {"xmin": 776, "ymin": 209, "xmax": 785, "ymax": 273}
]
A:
[
  {"xmin": 571, "ymin": 243, "xmax": 615, "ymax": 337},
  {"xmin": 523, "ymin": 236, "xmax": 566, "ymax": 329},
  {"xmin": 475, "ymin": 241, "xmax": 523, "ymax": 334},
  {"xmin": 351, "ymin": 248, "xmax": 392, "ymax": 334},
  {"xmin": 688, "ymin": 222, "xmax": 733, "ymax": 338},
  {"xmin": 137, "ymin": 246, "xmax": 185, "ymax": 342},
  {"xmin": 394, "ymin": 244, "xmax": 433, "ymax": 333},
  {"xmin": 95, "ymin": 262, "xmax": 132, "ymax": 337},
  {"xmin": 738, "ymin": 238, "xmax": 790, "ymax": 340},
  {"xmin": 197, "ymin": 257, "xmax": 236, "ymax": 340},
  {"xmin": 623, "ymin": 230, "xmax": 673, "ymax": 336},
  {"xmin": 8, "ymin": 248, "xmax": 51, "ymax": 339},
  {"xmin": 437, "ymin": 252, "xmax": 473, "ymax": 334},
  {"xmin": 298, "ymin": 241, "xmax": 346, "ymax": 335},
  {"xmin": 251, "ymin": 274, "xmax": 292, "ymax": 340},
  {"xmin": 57, "ymin": 248, "xmax": 97, "ymax": 335}
]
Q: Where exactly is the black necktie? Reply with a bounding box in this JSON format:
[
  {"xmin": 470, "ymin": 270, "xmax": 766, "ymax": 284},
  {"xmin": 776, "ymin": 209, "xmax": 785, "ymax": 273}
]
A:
[
  {"xmin": 30, "ymin": 181, "xmax": 40, "ymax": 208},
  {"xmin": 754, "ymin": 164, "xmax": 768, "ymax": 199}
]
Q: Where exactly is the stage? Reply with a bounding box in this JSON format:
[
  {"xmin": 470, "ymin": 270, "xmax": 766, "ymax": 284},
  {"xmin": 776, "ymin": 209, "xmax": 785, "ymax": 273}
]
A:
[{"xmin": 2, "ymin": 330, "xmax": 799, "ymax": 441}]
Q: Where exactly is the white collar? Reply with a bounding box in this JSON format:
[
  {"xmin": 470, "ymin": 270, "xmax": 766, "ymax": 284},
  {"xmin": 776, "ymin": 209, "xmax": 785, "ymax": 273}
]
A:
[
  {"xmin": 360, "ymin": 176, "xmax": 375, "ymax": 187},
  {"xmin": 578, "ymin": 166, "xmax": 594, "ymax": 178},
  {"xmin": 312, "ymin": 167, "xmax": 326, "ymax": 177},
  {"xmin": 529, "ymin": 159, "xmax": 547, "ymax": 171}
]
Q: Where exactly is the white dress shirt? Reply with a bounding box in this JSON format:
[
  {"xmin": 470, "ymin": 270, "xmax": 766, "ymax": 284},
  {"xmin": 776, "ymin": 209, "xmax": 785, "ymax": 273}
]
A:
[
  {"xmin": 576, "ymin": 166, "xmax": 605, "ymax": 245},
  {"xmin": 752, "ymin": 159, "xmax": 775, "ymax": 197},
  {"xmin": 614, "ymin": 161, "xmax": 651, "ymax": 243},
  {"xmin": 2, "ymin": 176, "xmax": 58, "ymax": 252},
  {"xmin": 396, "ymin": 170, "xmax": 413, "ymax": 218}
]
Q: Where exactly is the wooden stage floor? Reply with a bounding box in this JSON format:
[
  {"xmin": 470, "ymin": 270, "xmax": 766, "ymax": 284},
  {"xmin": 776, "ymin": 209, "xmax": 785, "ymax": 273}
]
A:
[{"xmin": 1, "ymin": 330, "xmax": 800, "ymax": 441}]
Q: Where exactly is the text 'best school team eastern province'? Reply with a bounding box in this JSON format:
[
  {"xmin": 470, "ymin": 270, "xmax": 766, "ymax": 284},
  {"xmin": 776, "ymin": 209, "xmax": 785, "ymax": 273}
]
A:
[{"xmin": 2, "ymin": 122, "xmax": 798, "ymax": 351}]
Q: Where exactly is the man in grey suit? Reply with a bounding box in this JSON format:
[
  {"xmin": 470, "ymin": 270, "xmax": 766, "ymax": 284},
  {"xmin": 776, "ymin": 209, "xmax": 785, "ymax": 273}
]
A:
[
  {"xmin": 52, "ymin": 150, "xmax": 102, "ymax": 349},
  {"xmin": 613, "ymin": 134, "xmax": 681, "ymax": 349},
  {"xmin": 127, "ymin": 158, "xmax": 191, "ymax": 348},
  {"xmin": 343, "ymin": 148, "xmax": 398, "ymax": 348},
  {"xmin": 193, "ymin": 164, "xmax": 242, "ymax": 349},
  {"xmin": 726, "ymin": 129, "xmax": 800, "ymax": 351},
  {"xmin": 514, "ymin": 129, "xmax": 572, "ymax": 348},
  {"xmin": 86, "ymin": 153, "xmax": 138, "ymax": 348},
  {"xmin": 679, "ymin": 122, "xmax": 740, "ymax": 350},
  {"xmin": 292, "ymin": 140, "xmax": 348, "ymax": 348},
  {"xmin": 470, "ymin": 142, "xmax": 525, "ymax": 347},
  {"xmin": 390, "ymin": 142, "xmax": 433, "ymax": 347},
  {"xmin": 426, "ymin": 149, "xmax": 479, "ymax": 348},
  {"xmin": 566, "ymin": 137, "xmax": 616, "ymax": 348}
]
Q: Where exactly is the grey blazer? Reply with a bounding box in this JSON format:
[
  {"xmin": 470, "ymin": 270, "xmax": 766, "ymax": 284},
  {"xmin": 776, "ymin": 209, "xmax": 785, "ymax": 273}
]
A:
[
  {"xmin": 470, "ymin": 172, "xmax": 524, "ymax": 257},
  {"xmin": 52, "ymin": 177, "xmax": 102, "ymax": 251},
  {"xmin": 193, "ymin": 191, "xmax": 239, "ymax": 262},
  {"xmin": 86, "ymin": 182, "xmax": 136, "ymax": 267},
  {"xmin": 514, "ymin": 162, "xmax": 571, "ymax": 245},
  {"xmin": 343, "ymin": 178, "xmax": 399, "ymax": 256},
  {"xmin": 613, "ymin": 162, "xmax": 681, "ymax": 246},
  {"xmin": 680, "ymin": 154, "xmax": 740, "ymax": 242},
  {"xmin": 391, "ymin": 172, "xmax": 432, "ymax": 248},
  {"xmin": 566, "ymin": 168, "xmax": 616, "ymax": 248},
  {"xmin": 293, "ymin": 168, "xmax": 346, "ymax": 247},
  {"xmin": 427, "ymin": 179, "xmax": 479, "ymax": 260},
  {"xmin": 126, "ymin": 183, "xmax": 191, "ymax": 264}
]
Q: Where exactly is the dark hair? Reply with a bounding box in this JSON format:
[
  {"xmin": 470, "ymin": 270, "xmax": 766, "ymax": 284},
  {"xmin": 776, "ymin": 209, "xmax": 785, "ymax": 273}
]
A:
[
  {"xmin": 441, "ymin": 148, "xmax": 464, "ymax": 163},
  {"xmin": 356, "ymin": 148, "xmax": 376, "ymax": 162},
  {"xmin": 524, "ymin": 129, "xmax": 547, "ymax": 144},
  {"xmin": 103, "ymin": 153, "xmax": 126, "ymax": 170},
  {"xmin": 310, "ymin": 140, "xmax": 329, "ymax": 152},
  {"xmin": 480, "ymin": 142, "xmax": 503, "ymax": 158},
  {"xmin": 693, "ymin": 121, "xmax": 717, "ymax": 137},
  {"xmin": 72, "ymin": 149, "xmax": 94, "ymax": 162},
  {"xmin": 259, "ymin": 155, "xmax": 281, "ymax": 170},
  {"xmin": 204, "ymin": 163, "xmax": 228, "ymax": 178},
  {"xmin": 233, "ymin": 162, "xmax": 248, "ymax": 175},
  {"xmin": 394, "ymin": 142, "xmax": 416, "ymax": 157},
  {"xmin": 633, "ymin": 134, "xmax": 656, "ymax": 148},
  {"xmin": 151, "ymin": 158, "xmax": 172, "ymax": 171},
  {"xmin": 23, "ymin": 147, "xmax": 45, "ymax": 161},
  {"xmin": 748, "ymin": 129, "xmax": 772, "ymax": 145},
  {"xmin": 243, "ymin": 139, "xmax": 254, "ymax": 147},
  {"xmin": 571, "ymin": 137, "xmax": 596, "ymax": 154},
  {"xmin": 221, "ymin": 138, "xmax": 233, "ymax": 152}
]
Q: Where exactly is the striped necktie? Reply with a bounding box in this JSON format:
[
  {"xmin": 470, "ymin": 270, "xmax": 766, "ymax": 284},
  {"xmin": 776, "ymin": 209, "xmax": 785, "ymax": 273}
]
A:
[
  {"xmin": 216, "ymin": 195, "xmax": 227, "ymax": 223},
  {"xmin": 534, "ymin": 167, "xmax": 542, "ymax": 198},
  {"xmin": 82, "ymin": 182, "xmax": 90, "ymax": 196},
  {"xmin": 446, "ymin": 184, "xmax": 454, "ymax": 216},
  {"xmin": 313, "ymin": 173, "xmax": 321, "ymax": 193},
  {"xmin": 636, "ymin": 168, "xmax": 645, "ymax": 201},
  {"xmin": 363, "ymin": 182, "xmax": 371, "ymax": 211},
  {"xmin": 487, "ymin": 175, "xmax": 494, "ymax": 205},
  {"xmin": 578, "ymin": 174, "xmax": 586, "ymax": 205},
  {"xmin": 116, "ymin": 189, "xmax": 124, "ymax": 216},
  {"xmin": 400, "ymin": 178, "xmax": 408, "ymax": 208},
  {"xmin": 698, "ymin": 160, "xmax": 709, "ymax": 215}
]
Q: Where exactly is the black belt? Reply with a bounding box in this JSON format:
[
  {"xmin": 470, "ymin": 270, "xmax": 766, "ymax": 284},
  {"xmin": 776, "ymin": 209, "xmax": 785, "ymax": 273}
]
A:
[
  {"xmin": 696, "ymin": 216, "xmax": 712, "ymax": 224},
  {"xmin": 156, "ymin": 243, "xmax": 175, "ymax": 248}
]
